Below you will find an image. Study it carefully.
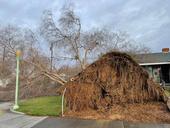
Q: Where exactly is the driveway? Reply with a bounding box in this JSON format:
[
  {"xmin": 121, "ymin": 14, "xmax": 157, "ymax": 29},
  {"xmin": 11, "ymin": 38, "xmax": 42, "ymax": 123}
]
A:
[{"xmin": 0, "ymin": 102, "xmax": 47, "ymax": 128}]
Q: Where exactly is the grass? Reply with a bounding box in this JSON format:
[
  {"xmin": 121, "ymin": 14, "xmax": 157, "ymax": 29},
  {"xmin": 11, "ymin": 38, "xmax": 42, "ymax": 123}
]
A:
[
  {"xmin": 165, "ymin": 87, "xmax": 170, "ymax": 97},
  {"xmin": 17, "ymin": 96, "xmax": 63, "ymax": 116},
  {"xmin": 165, "ymin": 89, "xmax": 170, "ymax": 97}
]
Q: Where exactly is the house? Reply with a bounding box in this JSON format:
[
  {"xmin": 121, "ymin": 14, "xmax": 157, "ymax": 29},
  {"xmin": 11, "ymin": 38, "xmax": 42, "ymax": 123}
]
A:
[{"xmin": 135, "ymin": 48, "xmax": 170, "ymax": 86}]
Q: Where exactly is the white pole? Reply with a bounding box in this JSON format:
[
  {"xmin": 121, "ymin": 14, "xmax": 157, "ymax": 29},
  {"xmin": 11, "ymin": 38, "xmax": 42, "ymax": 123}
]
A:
[
  {"xmin": 13, "ymin": 50, "xmax": 21, "ymax": 110},
  {"xmin": 62, "ymin": 88, "xmax": 66, "ymax": 117}
]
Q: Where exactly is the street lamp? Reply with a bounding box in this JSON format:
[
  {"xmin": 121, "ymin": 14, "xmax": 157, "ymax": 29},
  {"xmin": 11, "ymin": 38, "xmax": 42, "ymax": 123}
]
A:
[{"xmin": 13, "ymin": 50, "xmax": 21, "ymax": 110}]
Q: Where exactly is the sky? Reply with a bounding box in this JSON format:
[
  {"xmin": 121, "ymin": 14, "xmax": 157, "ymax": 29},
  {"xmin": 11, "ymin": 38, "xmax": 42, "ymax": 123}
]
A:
[{"xmin": 0, "ymin": 0, "xmax": 170, "ymax": 52}]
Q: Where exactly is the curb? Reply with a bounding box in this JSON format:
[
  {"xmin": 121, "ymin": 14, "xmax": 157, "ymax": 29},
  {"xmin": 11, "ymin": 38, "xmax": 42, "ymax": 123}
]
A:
[{"xmin": 10, "ymin": 107, "xmax": 25, "ymax": 115}]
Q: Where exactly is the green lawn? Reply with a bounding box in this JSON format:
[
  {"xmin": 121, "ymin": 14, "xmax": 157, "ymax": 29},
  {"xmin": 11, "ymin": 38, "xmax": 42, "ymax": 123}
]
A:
[{"xmin": 17, "ymin": 96, "xmax": 63, "ymax": 116}]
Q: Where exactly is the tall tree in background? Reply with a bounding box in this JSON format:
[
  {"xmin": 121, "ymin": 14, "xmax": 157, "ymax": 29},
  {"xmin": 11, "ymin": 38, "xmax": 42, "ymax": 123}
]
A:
[
  {"xmin": 0, "ymin": 25, "xmax": 36, "ymax": 59},
  {"xmin": 40, "ymin": 5, "xmax": 150, "ymax": 70},
  {"xmin": 40, "ymin": 10, "xmax": 64, "ymax": 71},
  {"xmin": 0, "ymin": 25, "xmax": 37, "ymax": 79}
]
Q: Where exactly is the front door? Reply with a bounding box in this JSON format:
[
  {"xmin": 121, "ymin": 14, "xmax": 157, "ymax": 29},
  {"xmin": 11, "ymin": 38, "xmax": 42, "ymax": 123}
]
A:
[{"xmin": 161, "ymin": 64, "xmax": 170, "ymax": 83}]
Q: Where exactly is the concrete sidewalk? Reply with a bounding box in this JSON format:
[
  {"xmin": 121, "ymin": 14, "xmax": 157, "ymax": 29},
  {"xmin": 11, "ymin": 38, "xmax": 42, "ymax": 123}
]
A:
[
  {"xmin": 0, "ymin": 102, "xmax": 47, "ymax": 128},
  {"xmin": 32, "ymin": 117, "xmax": 170, "ymax": 128}
]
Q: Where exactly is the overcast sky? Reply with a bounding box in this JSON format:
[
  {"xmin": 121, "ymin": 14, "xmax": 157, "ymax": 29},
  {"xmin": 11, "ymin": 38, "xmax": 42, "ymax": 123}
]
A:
[{"xmin": 0, "ymin": 0, "xmax": 169, "ymax": 52}]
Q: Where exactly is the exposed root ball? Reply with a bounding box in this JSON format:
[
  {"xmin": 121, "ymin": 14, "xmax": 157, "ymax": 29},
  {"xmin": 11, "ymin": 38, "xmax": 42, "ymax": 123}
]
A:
[{"xmin": 65, "ymin": 52, "xmax": 166, "ymax": 111}]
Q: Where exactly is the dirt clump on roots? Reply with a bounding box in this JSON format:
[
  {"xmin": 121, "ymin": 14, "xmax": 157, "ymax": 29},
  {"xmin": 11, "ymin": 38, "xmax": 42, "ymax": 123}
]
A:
[
  {"xmin": 65, "ymin": 52, "xmax": 166, "ymax": 112},
  {"xmin": 64, "ymin": 102, "xmax": 170, "ymax": 123}
]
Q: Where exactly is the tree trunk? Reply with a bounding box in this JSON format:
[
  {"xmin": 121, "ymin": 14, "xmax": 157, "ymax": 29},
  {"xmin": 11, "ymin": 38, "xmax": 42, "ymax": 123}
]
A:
[
  {"xmin": 2, "ymin": 46, "xmax": 6, "ymax": 63},
  {"xmin": 50, "ymin": 43, "xmax": 54, "ymax": 72}
]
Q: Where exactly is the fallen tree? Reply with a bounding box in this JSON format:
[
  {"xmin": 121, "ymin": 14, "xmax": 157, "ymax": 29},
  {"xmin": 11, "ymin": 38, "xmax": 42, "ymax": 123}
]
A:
[
  {"xmin": 22, "ymin": 59, "xmax": 67, "ymax": 86},
  {"xmin": 0, "ymin": 56, "xmax": 67, "ymax": 101},
  {"xmin": 65, "ymin": 52, "xmax": 166, "ymax": 111}
]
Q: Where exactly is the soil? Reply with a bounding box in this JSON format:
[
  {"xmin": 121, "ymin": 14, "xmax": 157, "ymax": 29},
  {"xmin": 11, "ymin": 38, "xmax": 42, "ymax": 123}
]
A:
[{"xmin": 64, "ymin": 102, "xmax": 170, "ymax": 123}]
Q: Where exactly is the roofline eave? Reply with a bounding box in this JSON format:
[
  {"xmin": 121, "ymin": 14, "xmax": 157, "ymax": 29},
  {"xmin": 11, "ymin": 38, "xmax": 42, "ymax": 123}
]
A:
[{"xmin": 139, "ymin": 62, "xmax": 170, "ymax": 66}]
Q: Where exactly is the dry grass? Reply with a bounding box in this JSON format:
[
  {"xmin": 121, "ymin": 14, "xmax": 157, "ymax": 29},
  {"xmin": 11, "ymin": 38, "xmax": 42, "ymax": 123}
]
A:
[{"xmin": 65, "ymin": 102, "xmax": 170, "ymax": 123}]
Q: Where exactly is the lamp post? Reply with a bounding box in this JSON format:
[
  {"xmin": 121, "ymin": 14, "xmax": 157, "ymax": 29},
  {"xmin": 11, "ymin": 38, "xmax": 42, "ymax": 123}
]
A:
[{"xmin": 13, "ymin": 50, "xmax": 21, "ymax": 110}]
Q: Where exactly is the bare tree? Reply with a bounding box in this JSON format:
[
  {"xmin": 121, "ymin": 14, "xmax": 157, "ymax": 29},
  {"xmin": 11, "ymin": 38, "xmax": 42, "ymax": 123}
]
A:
[
  {"xmin": 40, "ymin": 10, "xmax": 65, "ymax": 71},
  {"xmin": 40, "ymin": 8, "xmax": 105, "ymax": 70},
  {"xmin": 40, "ymin": 5, "xmax": 151, "ymax": 71},
  {"xmin": 0, "ymin": 25, "xmax": 37, "ymax": 61}
]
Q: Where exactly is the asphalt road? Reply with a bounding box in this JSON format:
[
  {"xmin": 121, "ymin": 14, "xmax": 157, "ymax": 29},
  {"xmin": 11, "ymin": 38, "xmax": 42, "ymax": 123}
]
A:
[
  {"xmin": 1, "ymin": 102, "xmax": 170, "ymax": 128},
  {"xmin": 32, "ymin": 117, "xmax": 170, "ymax": 128}
]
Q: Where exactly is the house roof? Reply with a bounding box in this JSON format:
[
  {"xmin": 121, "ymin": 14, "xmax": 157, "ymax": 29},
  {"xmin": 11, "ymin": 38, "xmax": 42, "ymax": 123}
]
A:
[{"xmin": 135, "ymin": 52, "xmax": 170, "ymax": 65}]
